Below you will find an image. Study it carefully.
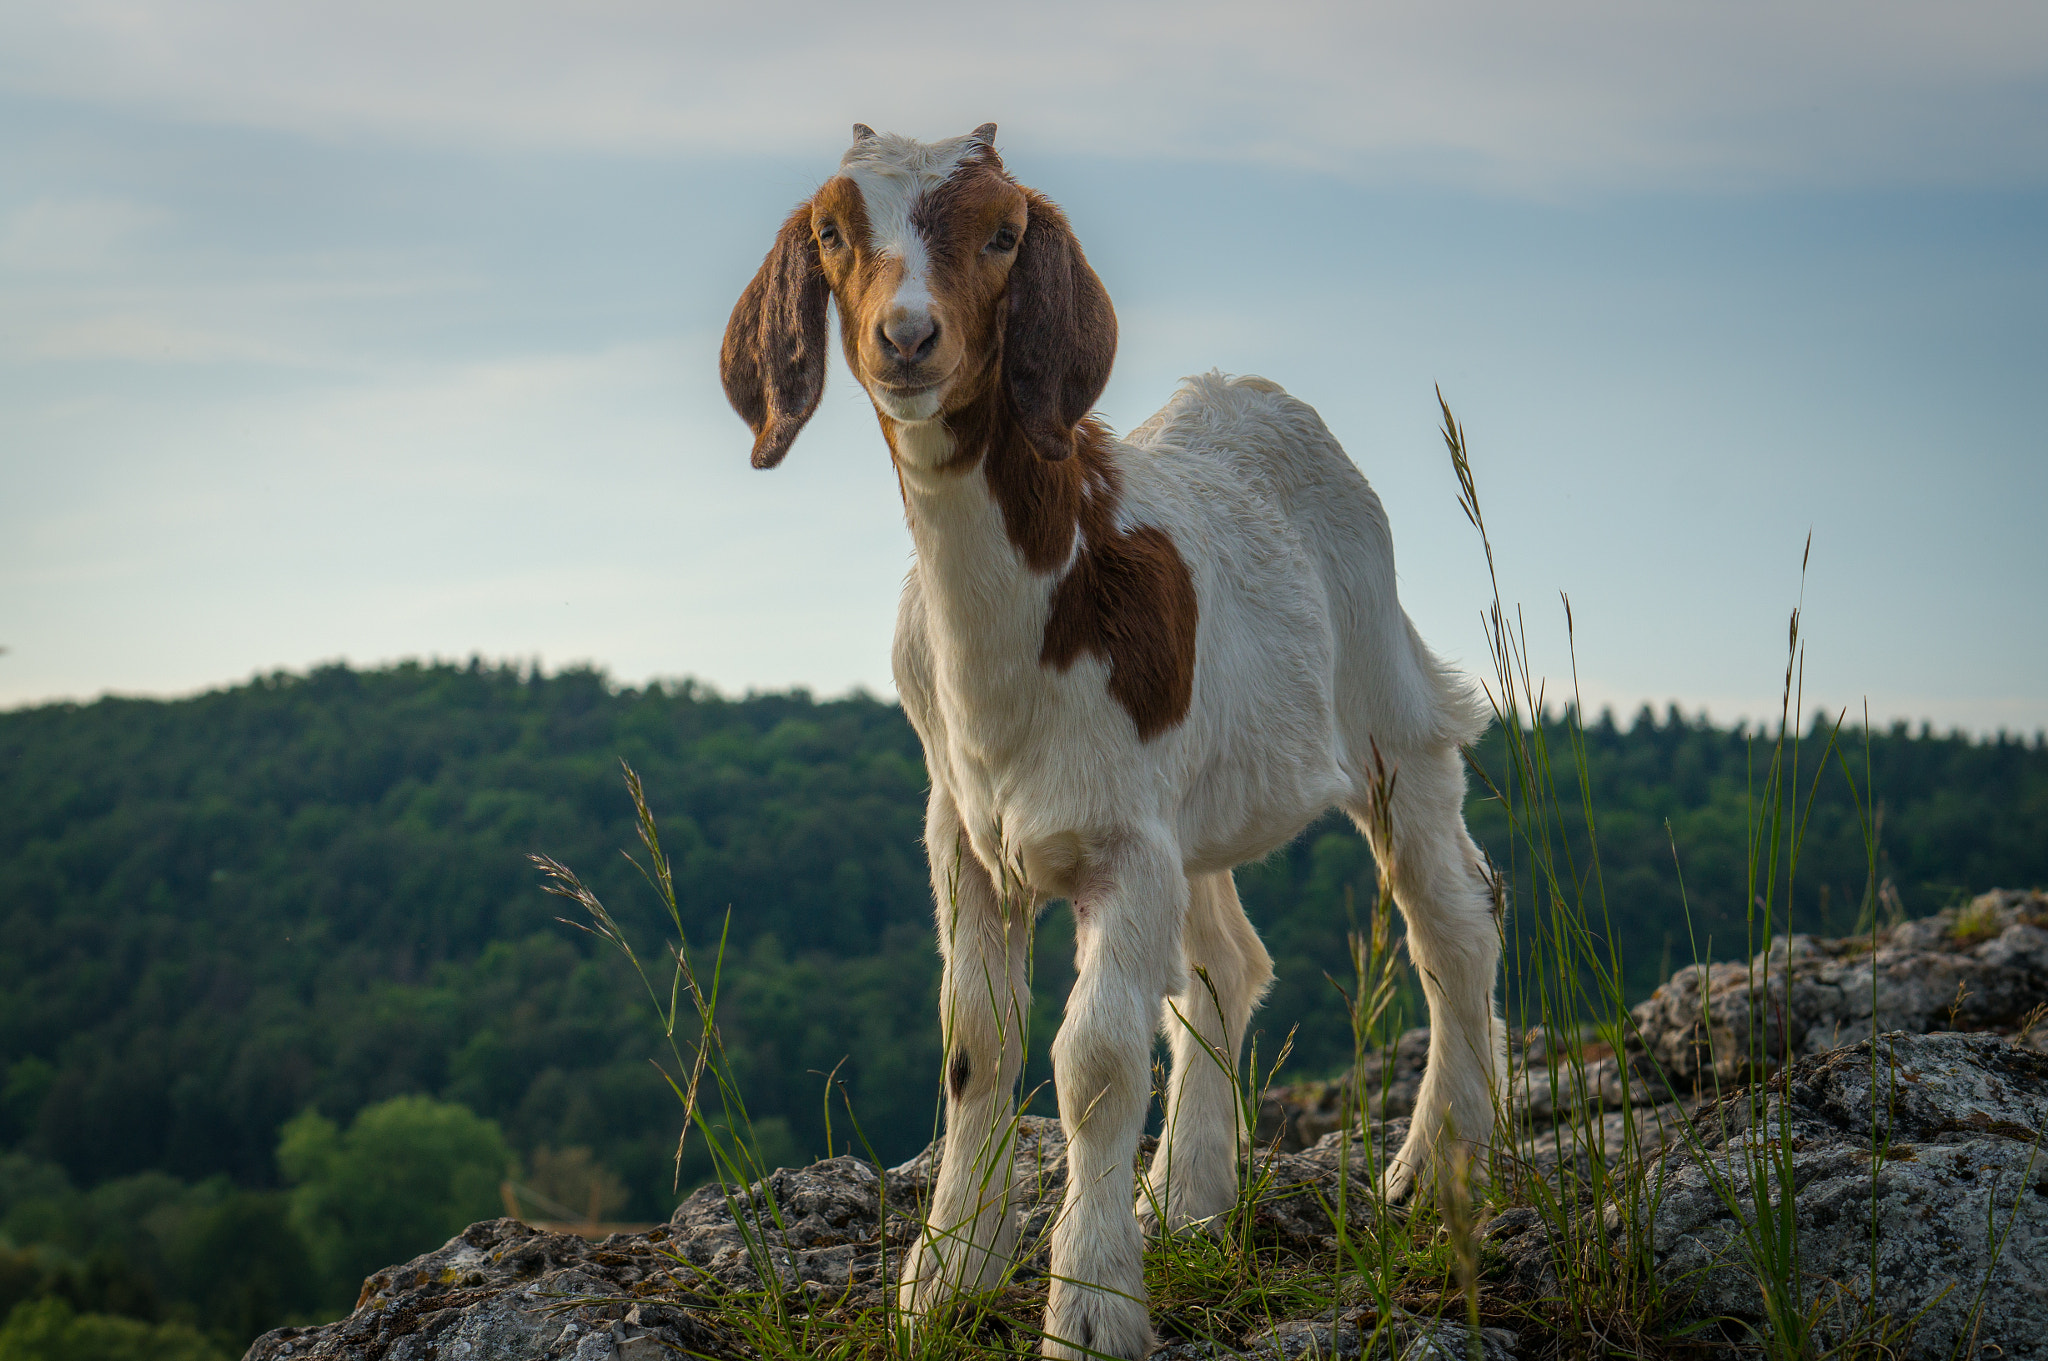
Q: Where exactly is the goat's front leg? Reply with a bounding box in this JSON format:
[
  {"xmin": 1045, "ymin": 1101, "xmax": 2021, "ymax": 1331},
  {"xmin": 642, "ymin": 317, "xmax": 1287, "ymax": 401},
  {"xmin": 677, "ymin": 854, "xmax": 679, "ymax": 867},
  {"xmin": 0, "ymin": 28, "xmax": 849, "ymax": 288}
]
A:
[
  {"xmin": 899, "ymin": 792, "xmax": 1033, "ymax": 1319},
  {"xmin": 1043, "ymin": 839, "xmax": 1184, "ymax": 1361},
  {"xmin": 1140, "ymin": 870, "xmax": 1272, "ymax": 1235}
]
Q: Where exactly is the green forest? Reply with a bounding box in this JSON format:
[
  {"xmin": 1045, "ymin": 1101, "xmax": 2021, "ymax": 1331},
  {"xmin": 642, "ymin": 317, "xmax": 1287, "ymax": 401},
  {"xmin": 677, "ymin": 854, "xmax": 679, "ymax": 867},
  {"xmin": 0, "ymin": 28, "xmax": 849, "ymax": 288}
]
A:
[{"xmin": 1, "ymin": 660, "xmax": 2043, "ymax": 1355}]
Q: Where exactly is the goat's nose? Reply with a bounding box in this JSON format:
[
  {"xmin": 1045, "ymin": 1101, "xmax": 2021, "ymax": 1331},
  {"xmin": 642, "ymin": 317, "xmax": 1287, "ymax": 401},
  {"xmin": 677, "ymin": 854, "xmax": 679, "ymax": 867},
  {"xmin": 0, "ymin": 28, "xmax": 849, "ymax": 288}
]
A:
[{"xmin": 879, "ymin": 313, "xmax": 939, "ymax": 364}]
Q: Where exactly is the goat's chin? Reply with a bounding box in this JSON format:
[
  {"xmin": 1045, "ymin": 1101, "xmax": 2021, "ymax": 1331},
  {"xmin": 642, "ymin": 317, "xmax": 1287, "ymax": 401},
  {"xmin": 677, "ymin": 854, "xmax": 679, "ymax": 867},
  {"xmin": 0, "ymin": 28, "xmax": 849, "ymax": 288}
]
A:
[{"xmin": 868, "ymin": 383, "xmax": 945, "ymax": 424}]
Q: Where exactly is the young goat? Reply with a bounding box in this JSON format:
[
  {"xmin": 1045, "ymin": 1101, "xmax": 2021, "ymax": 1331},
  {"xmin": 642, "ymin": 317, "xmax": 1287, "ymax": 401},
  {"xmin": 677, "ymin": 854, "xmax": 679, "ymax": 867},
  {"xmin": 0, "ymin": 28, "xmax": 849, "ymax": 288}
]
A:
[{"xmin": 721, "ymin": 123, "xmax": 1504, "ymax": 1360}]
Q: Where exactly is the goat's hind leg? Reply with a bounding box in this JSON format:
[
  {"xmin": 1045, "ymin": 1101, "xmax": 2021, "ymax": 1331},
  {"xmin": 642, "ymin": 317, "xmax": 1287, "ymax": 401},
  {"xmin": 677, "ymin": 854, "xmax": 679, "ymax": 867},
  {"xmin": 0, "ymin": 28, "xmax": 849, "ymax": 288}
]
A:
[
  {"xmin": 1139, "ymin": 870, "xmax": 1272, "ymax": 1235},
  {"xmin": 1349, "ymin": 740, "xmax": 1505, "ymax": 1204},
  {"xmin": 899, "ymin": 793, "xmax": 1033, "ymax": 1318}
]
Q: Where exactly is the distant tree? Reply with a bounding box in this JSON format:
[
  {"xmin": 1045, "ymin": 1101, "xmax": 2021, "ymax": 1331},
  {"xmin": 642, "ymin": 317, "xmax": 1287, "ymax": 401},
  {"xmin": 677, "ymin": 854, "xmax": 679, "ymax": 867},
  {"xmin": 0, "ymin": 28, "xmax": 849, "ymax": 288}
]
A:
[
  {"xmin": 174, "ymin": 1190, "xmax": 320, "ymax": 1341},
  {"xmin": 277, "ymin": 1096, "xmax": 508, "ymax": 1311},
  {"xmin": 0, "ymin": 1298, "xmax": 226, "ymax": 1361}
]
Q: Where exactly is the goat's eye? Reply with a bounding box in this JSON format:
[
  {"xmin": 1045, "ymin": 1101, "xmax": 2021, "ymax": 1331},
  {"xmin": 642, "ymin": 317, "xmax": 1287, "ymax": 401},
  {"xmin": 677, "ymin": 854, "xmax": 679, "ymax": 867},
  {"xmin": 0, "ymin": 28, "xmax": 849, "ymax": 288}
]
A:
[
  {"xmin": 988, "ymin": 225, "xmax": 1018, "ymax": 253},
  {"xmin": 818, "ymin": 222, "xmax": 842, "ymax": 250}
]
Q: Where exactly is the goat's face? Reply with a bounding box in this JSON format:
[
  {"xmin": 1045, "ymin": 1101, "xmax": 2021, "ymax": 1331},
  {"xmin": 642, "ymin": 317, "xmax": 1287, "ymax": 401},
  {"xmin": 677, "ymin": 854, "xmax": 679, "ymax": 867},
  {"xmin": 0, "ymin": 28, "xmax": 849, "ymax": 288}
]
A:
[
  {"xmin": 817, "ymin": 126, "xmax": 1025, "ymax": 424},
  {"xmin": 722, "ymin": 124, "xmax": 1116, "ymax": 470}
]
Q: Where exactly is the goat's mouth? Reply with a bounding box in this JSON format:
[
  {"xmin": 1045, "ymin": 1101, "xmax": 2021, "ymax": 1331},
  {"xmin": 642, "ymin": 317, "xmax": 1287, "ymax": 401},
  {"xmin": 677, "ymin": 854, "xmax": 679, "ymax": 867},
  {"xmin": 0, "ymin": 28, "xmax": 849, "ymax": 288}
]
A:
[{"xmin": 866, "ymin": 372, "xmax": 952, "ymax": 422}]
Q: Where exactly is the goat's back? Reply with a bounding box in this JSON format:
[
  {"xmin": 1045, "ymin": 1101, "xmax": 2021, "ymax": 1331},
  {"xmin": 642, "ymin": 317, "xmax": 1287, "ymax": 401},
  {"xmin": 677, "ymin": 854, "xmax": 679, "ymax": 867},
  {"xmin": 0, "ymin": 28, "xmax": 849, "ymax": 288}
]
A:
[{"xmin": 1126, "ymin": 373, "xmax": 1486, "ymax": 766}]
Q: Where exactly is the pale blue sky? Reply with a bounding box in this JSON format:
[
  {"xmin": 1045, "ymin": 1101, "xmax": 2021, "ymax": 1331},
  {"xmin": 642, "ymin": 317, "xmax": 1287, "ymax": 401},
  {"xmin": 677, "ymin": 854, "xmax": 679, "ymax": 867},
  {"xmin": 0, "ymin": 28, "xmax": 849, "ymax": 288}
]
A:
[{"xmin": 2, "ymin": 2, "xmax": 2045, "ymax": 733}]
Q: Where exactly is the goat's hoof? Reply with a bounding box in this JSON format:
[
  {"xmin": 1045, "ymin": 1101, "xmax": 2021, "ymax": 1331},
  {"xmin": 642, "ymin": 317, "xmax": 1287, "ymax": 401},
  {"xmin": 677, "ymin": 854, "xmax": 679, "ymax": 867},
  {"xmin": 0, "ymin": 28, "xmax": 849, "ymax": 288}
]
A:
[
  {"xmin": 896, "ymin": 1236, "xmax": 953, "ymax": 1319},
  {"xmin": 1378, "ymin": 1162, "xmax": 1418, "ymax": 1206},
  {"xmin": 1042, "ymin": 1281, "xmax": 1154, "ymax": 1360},
  {"xmin": 897, "ymin": 1224, "xmax": 1017, "ymax": 1319},
  {"xmin": 1134, "ymin": 1197, "xmax": 1227, "ymax": 1240}
]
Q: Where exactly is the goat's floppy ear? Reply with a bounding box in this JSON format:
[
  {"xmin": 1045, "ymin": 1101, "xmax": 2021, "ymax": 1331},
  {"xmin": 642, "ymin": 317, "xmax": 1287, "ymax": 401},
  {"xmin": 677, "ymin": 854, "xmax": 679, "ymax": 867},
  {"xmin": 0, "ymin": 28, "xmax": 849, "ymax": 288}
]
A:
[
  {"xmin": 1003, "ymin": 191, "xmax": 1116, "ymax": 462},
  {"xmin": 721, "ymin": 204, "xmax": 830, "ymax": 469}
]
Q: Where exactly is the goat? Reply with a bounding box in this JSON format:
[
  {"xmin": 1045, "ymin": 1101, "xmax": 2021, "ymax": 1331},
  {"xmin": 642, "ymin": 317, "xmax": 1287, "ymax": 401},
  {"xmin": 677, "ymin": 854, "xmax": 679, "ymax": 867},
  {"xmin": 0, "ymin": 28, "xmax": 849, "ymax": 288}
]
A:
[{"xmin": 721, "ymin": 123, "xmax": 1504, "ymax": 1360}]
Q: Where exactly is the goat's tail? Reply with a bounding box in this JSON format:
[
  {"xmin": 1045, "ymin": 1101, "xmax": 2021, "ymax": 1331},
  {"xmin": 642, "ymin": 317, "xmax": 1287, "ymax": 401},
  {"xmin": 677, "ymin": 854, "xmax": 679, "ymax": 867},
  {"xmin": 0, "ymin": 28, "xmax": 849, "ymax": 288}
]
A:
[{"xmin": 1408, "ymin": 616, "xmax": 1493, "ymax": 749}]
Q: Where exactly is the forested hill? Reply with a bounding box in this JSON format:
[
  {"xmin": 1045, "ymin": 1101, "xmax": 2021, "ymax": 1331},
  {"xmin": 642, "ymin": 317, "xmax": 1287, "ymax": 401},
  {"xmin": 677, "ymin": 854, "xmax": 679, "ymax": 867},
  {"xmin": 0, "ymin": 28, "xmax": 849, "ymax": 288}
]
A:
[
  {"xmin": 0, "ymin": 660, "xmax": 2043, "ymax": 1337},
  {"xmin": 0, "ymin": 664, "xmax": 932, "ymax": 1199}
]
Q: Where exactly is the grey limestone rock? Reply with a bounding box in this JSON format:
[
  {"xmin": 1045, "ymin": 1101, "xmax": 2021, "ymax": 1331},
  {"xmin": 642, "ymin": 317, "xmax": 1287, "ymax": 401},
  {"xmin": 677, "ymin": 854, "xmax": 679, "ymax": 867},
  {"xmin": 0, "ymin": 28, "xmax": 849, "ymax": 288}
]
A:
[
  {"xmin": 1488, "ymin": 1032, "xmax": 2048, "ymax": 1356},
  {"xmin": 1152, "ymin": 1311, "xmax": 1517, "ymax": 1361},
  {"xmin": 1645, "ymin": 1031, "xmax": 2048, "ymax": 1360},
  {"xmin": 247, "ymin": 894, "xmax": 2048, "ymax": 1360},
  {"xmin": 1629, "ymin": 889, "xmax": 2048, "ymax": 1088},
  {"xmin": 244, "ymin": 1119, "xmax": 1075, "ymax": 1360},
  {"xmin": 242, "ymin": 1216, "xmax": 732, "ymax": 1361},
  {"xmin": 1243, "ymin": 1120, "xmax": 1410, "ymax": 1252},
  {"xmin": 1255, "ymin": 1029, "xmax": 1432, "ymax": 1152},
  {"xmin": 1259, "ymin": 889, "xmax": 2048, "ymax": 1194}
]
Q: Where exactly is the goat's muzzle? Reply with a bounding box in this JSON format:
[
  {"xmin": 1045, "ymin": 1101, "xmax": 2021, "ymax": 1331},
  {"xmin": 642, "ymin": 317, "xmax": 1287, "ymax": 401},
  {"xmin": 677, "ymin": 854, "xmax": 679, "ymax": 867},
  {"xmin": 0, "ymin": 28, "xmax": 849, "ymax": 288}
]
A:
[{"xmin": 879, "ymin": 314, "xmax": 940, "ymax": 365}]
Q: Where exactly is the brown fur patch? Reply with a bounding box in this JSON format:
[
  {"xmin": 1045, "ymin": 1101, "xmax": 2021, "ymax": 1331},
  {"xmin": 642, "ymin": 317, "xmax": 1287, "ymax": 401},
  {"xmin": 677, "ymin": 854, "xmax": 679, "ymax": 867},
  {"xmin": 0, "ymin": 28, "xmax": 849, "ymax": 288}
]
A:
[
  {"xmin": 939, "ymin": 395, "xmax": 1198, "ymax": 742},
  {"xmin": 1035, "ymin": 427, "xmax": 1198, "ymax": 742},
  {"xmin": 720, "ymin": 205, "xmax": 829, "ymax": 469},
  {"xmin": 1002, "ymin": 191, "xmax": 1117, "ymax": 463}
]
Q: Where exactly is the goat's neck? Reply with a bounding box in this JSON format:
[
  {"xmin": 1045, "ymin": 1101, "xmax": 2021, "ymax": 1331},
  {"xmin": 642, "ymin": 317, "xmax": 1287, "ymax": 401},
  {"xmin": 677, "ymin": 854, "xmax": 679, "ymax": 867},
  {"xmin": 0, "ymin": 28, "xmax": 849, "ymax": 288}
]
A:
[{"xmin": 891, "ymin": 417, "xmax": 1060, "ymax": 662}]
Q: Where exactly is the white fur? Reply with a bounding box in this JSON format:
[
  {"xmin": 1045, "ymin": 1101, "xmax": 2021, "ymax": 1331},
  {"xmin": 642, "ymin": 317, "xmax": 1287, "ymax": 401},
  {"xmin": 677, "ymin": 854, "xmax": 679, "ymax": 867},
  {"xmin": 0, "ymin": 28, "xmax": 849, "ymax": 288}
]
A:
[
  {"xmin": 884, "ymin": 379, "xmax": 1504, "ymax": 1360},
  {"xmin": 840, "ymin": 130, "xmax": 977, "ymax": 362},
  {"xmin": 839, "ymin": 137, "xmax": 1503, "ymax": 1361}
]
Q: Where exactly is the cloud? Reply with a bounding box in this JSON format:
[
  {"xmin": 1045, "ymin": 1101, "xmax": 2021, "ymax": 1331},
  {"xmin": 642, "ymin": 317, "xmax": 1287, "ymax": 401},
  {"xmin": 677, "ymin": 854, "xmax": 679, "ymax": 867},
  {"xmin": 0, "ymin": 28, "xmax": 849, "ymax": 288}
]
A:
[
  {"xmin": 1, "ymin": 1, "xmax": 2044, "ymax": 190},
  {"xmin": 0, "ymin": 196, "xmax": 165, "ymax": 272},
  {"xmin": 24, "ymin": 312, "xmax": 288, "ymax": 363}
]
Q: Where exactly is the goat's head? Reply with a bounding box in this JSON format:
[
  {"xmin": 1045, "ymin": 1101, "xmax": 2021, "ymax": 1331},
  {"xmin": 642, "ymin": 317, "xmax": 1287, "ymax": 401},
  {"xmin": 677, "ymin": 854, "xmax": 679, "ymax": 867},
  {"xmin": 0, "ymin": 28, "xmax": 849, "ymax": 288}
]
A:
[{"xmin": 722, "ymin": 123, "xmax": 1117, "ymax": 469}]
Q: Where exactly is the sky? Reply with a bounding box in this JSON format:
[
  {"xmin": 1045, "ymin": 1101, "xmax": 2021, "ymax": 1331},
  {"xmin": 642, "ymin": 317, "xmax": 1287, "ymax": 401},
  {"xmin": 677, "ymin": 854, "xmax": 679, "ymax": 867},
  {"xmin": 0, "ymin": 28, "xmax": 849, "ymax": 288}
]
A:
[{"xmin": 2, "ymin": 1, "xmax": 2045, "ymax": 735}]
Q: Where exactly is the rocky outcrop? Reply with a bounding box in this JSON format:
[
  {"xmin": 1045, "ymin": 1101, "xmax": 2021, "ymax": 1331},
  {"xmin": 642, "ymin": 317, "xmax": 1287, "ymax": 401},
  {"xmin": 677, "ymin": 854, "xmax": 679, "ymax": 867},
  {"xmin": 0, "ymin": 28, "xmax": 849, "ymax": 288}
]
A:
[
  {"xmin": 1628, "ymin": 888, "xmax": 2048, "ymax": 1086},
  {"xmin": 247, "ymin": 891, "xmax": 2048, "ymax": 1360},
  {"xmin": 1159, "ymin": 1314, "xmax": 1520, "ymax": 1361},
  {"xmin": 1255, "ymin": 1027, "xmax": 1432, "ymax": 1152},
  {"xmin": 1259, "ymin": 1025, "xmax": 1692, "ymax": 1184},
  {"xmin": 242, "ymin": 1215, "xmax": 725, "ymax": 1360},
  {"xmin": 246, "ymin": 1115, "xmax": 1461, "ymax": 1361},
  {"xmin": 1257, "ymin": 889, "xmax": 2048, "ymax": 1181},
  {"xmin": 248, "ymin": 1034, "xmax": 2048, "ymax": 1361},
  {"xmin": 1642, "ymin": 1033, "xmax": 2043, "ymax": 1359},
  {"xmin": 242, "ymin": 1124, "xmax": 1059, "ymax": 1361},
  {"xmin": 1486, "ymin": 1032, "xmax": 2048, "ymax": 1357}
]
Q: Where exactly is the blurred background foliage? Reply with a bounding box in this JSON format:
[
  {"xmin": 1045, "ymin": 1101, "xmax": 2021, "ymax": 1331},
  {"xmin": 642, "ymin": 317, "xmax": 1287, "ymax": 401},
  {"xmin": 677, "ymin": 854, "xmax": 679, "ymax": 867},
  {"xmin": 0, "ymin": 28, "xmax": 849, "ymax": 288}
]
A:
[{"xmin": 1, "ymin": 660, "xmax": 2043, "ymax": 1349}]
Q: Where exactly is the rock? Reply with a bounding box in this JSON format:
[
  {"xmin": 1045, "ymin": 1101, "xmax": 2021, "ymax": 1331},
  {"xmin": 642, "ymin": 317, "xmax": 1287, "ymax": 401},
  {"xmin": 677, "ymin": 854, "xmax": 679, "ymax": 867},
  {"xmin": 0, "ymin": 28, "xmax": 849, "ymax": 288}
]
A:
[
  {"xmin": 1482, "ymin": 1031, "xmax": 2048, "ymax": 1360},
  {"xmin": 1630, "ymin": 889, "xmax": 2048, "ymax": 1087},
  {"xmin": 249, "ymin": 893, "xmax": 2048, "ymax": 1360},
  {"xmin": 243, "ymin": 1111, "xmax": 1449, "ymax": 1360},
  {"xmin": 1260, "ymin": 1029, "xmax": 1694, "ymax": 1191},
  {"xmin": 1486, "ymin": 1032, "xmax": 2048, "ymax": 1356},
  {"xmin": 1255, "ymin": 1029, "xmax": 1431, "ymax": 1151},
  {"xmin": 245, "ymin": 1120, "xmax": 1076, "ymax": 1360},
  {"xmin": 1512, "ymin": 1097, "xmax": 1696, "ymax": 1185},
  {"xmin": 1257, "ymin": 889, "xmax": 2048, "ymax": 1187},
  {"xmin": 1642, "ymin": 1032, "xmax": 2048, "ymax": 1359},
  {"xmin": 242, "ymin": 1217, "xmax": 733, "ymax": 1361},
  {"xmin": 1245, "ymin": 1120, "xmax": 1410, "ymax": 1251},
  {"xmin": 1153, "ymin": 1312, "xmax": 1517, "ymax": 1361}
]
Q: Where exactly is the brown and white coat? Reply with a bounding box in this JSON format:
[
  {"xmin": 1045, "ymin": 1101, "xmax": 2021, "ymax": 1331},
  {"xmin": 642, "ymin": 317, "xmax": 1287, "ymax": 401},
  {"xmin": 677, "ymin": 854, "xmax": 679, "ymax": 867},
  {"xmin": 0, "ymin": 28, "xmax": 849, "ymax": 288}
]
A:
[{"xmin": 722, "ymin": 124, "xmax": 1504, "ymax": 1361}]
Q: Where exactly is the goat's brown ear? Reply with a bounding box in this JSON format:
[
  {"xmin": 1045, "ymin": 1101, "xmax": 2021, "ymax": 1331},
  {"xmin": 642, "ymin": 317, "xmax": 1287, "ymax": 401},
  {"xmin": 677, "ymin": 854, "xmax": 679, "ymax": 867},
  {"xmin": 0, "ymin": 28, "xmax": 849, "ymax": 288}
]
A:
[
  {"xmin": 1003, "ymin": 191, "xmax": 1116, "ymax": 462},
  {"xmin": 721, "ymin": 204, "xmax": 830, "ymax": 469}
]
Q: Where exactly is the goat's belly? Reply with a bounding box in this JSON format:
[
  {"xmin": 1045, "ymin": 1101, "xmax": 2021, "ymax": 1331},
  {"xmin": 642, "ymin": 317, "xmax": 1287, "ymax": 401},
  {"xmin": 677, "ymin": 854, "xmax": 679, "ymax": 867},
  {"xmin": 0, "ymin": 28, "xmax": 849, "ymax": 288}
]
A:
[
  {"xmin": 1182, "ymin": 800, "xmax": 1339, "ymax": 877},
  {"xmin": 1178, "ymin": 761, "xmax": 1351, "ymax": 876},
  {"xmin": 940, "ymin": 743, "xmax": 1345, "ymax": 901}
]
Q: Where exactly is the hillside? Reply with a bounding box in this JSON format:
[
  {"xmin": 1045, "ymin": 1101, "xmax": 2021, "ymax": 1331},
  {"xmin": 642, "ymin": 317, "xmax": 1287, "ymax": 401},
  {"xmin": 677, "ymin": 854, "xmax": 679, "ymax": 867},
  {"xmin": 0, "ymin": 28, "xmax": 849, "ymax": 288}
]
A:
[{"xmin": 0, "ymin": 661, "xmax": 2043, "ymax": 1348}]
